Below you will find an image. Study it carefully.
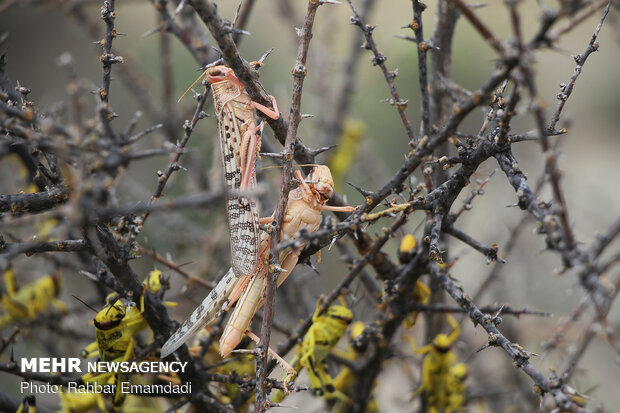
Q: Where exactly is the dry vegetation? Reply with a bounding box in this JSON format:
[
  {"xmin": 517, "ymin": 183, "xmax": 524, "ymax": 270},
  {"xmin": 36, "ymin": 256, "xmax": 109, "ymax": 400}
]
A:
[{"xmin": 0, "ymin": 0, "xmax": 619, "ymax": 412}]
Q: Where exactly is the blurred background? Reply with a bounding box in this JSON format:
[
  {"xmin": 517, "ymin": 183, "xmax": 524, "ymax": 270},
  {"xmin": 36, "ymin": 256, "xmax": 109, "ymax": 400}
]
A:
[{"xmin": 1, "ymin": 0, "xmax": 619, "ymax": 411}]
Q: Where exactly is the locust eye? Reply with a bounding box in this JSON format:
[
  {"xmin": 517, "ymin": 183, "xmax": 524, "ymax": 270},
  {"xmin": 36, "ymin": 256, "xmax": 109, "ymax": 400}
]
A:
[
  {"xmin": 209, "ymin": 69, "xmax": 223, "ymax": 77},
  {"xmin": 94, "ymin": 317, "xmax": 122, "ymax": 330}
]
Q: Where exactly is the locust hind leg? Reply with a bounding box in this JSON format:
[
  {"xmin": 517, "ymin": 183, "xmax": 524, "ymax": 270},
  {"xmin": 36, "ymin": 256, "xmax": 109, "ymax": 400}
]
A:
[
  {"xmin": 224, "ymin": 274, "xmax": 253, "ymax": 312},
  {"xmin": 238, "ymin": 121, "xmax": 262, "ymax": 191},
  {"xmin": 238, "ymin": 95, "xmax": 280, "ymax": 190},
  {"xmin": 112, "ymin": 336, "xmax": 136, "ymax": 408}
]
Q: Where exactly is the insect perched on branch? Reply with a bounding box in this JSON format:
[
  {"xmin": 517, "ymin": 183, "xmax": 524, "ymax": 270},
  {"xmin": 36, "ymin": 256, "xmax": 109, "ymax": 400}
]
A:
[
  {"xmin": 409, "ymin": 314, "xmax": 467, "ymax": 413},
  {"xmin": 328, "ymin": 321, "xmax": 381, "ymax": 413},
  {"xmin": 0, "ymin": 267, "xmax": 65, "ymax": 328},
  {"xmin": 187, "ymin": 64, "xmax": 280, "ymax": 279},
  {"xmin": 397, "ymin": 234, "xmax": 431, "ymax": 329},
  {"xmin": 80, "ymin": 271, "xmax": 176, "ymax": 407},
  {"xmin": 161, "ymin": 165, "xmax": 356, "ymax": 365},
  {"xmin": 272, "ymin": 297, "xmax": 353, "ymax": 404}
]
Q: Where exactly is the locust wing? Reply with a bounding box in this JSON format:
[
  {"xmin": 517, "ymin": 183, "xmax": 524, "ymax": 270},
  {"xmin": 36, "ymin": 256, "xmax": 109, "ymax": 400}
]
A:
[
  {"xmin": 218, "ymin": 103, "xmax": 260, "ymax": 278},
  {"xmin": 160, "ymin": 268, "xmax": 237, "ymax": 358}
]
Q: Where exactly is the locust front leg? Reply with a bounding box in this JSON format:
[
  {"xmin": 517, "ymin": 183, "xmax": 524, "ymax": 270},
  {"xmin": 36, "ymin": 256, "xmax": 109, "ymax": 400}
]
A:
[{"xmin": 319, "ymin": 204, "xmax": 357, "ymax": 213}]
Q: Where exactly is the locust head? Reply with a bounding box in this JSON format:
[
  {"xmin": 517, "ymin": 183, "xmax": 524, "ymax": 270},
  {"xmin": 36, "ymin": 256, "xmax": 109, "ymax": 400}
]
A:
[
  {"xmin": 450, "ymin": 362, "xmax": 468, "ymax": 380},
  {"xmin": 94, "ymin": 301, "xmax": 125, "ymax": 330},
  {"xmin": 144, "ymin": 270, "xmax": 167, "ymax": 294},
  {"xmin": 205, "ymin": 65, "xmax": 244, "ymax": 90},
  {"xmin": 307, "ymin": 165, "xmax": 335, "ymax": 204},
  {"xmin": 432, "ymin": 333, "xmax": 452, "ymax": 353}
]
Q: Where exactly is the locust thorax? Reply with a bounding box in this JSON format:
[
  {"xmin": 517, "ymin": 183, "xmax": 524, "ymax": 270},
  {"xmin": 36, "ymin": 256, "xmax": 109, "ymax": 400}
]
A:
[{"xmin": 325, "ymin": 305, "xmax": 353, "ymax": 324}]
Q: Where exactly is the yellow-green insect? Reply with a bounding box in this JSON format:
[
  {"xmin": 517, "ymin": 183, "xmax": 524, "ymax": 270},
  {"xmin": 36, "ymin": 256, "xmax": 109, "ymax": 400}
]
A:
[
  {"xmin": 0, "ymin": 267, "xmax": 65, "ymax": 328},
  {"xmin": 446, "ymin": 362, "xmax": 468, "ymax": 411},
  {"xmin": 16, "ymin": 396, "xmax": 36, "ymax": 413},
  {"xmin": 272, "ymin": 298, "xmax": 353, "ymax": 403},
  {"xmin": 393, "ymin": 235, "xmax": 432, "ymax": 329},
  {"xmin": 328, "ymin": 321, "xmax": 381, "ymax": 413},
  {"xmin": 80, "ymin": 270, "xmax": 176, "ymax": 406},
  {"xmin": 409, "ymin": 314, "xmax": 466, "ymax": 413},
  {"xmin": 328, "ymin": 119, "xmax": 365, "ymax": 192},
  {"xmin": 59, "ymin": 389, "xmax": 106, "ymax": 413}
]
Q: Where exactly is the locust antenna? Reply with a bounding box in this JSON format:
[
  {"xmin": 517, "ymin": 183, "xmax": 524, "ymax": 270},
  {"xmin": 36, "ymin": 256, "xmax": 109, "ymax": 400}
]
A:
[{"xmin": 72, "ymin": 295, "xmax": 98, "ymax": 314}]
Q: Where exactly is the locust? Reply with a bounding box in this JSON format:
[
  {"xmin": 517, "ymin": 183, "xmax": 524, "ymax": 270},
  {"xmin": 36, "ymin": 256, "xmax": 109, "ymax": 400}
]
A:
[
  {"xmin": 409, "ymin": 314, "xmax": 466, "ymax": 413},
  {"xmin": 161, "ymin": 165, "xmax": 356, "ymax": 364},
  {"xmin": 203, "ymin": 65, "xmax": 280, "ymax": 279},
  {"xmin": 80, "ymin": 271, "xmax": 177, "ymax": 407},
  {"xmin": 329, "ymin": 321, "xmax": 381, "ymax": 413},
  {"xmin": 272, "ymin": 297, "xmax": 354, "ymax": 404},
  {"xmin": 0, "ymin": 267, "xmax": 66, "ymax": 328}
]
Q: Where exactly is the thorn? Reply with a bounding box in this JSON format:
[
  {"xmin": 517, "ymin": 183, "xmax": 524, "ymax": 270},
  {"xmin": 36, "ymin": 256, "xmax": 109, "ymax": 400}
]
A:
[
  {"xmin": 79, "ymin": 270, "xmax": 99, "ymax": 281},
  {"xmin": 257, "ymin": 48, "xmax": 274, "ymax": 64},
  {"xmin": 229, "ymin": 27, "xmax": 251, "ymax": 36},
  {"xmin": 475, "ymin": 343, "xmax": 491, "ymax": 353},
  {"xmin": 173, "ymin": 0, "xmax": 186, "ymax": 16},
  {"xmin": 231, "ymin": 349, "xmax": 254, "ymax": 355},
  {"xmin": 492, "ymin": 304, "xmax": 505, "ymax": 318},
  {"xmin": 347, "ymin": 181, "xmax": 372, "ymax": 197},
  {"xmin": 308, "ymin": 260, "xmax": 319, "ymax": 275},
  {"xmin": 142, "ymin": 25, "xmax": 163, "ymax": 38},
  {"xmin": 309, "ymin": 144, "xmax": 336, "ymax": 156},
  {"xmin": 200, "ymin": 59, "xmax": 224, "ymax": 71},
  {"xmin": 268, "ymin": 401, "xmax": 300, "ymax": 409},
  {"xmin": 424, "ymin": 42, "xmax": 441, "ymax": 51},
  {"xmin": 260, "ymin": 151, "xmax": 287, "ymax": 160}
]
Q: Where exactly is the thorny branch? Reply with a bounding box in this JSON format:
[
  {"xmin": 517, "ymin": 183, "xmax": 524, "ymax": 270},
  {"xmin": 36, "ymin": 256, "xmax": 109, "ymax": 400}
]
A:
[
  {"xmin": 347, "ymin": 0, "xmax": 416, "ymax": 145},
  {"xmin": 0, "ymin": 1, "xmax": 618, "ymax": 412},
  {"xmin": 255, "ymin": 1, "xmax": 325, "ymax": 410}
]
